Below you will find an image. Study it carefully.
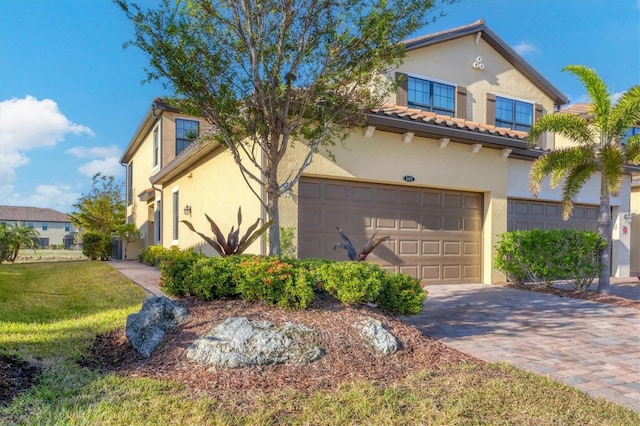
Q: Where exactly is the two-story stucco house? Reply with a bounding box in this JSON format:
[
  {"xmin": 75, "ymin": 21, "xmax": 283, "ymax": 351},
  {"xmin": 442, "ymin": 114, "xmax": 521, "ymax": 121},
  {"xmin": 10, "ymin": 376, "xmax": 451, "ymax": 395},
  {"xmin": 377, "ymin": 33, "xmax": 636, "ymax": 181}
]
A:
[
  {"xmin": 0, "ymin": 205, "xmax": 76, "ymax": 248},
  {"xmin": 121, "ymin": 20, "xmax": 638, "ymax": 283}
]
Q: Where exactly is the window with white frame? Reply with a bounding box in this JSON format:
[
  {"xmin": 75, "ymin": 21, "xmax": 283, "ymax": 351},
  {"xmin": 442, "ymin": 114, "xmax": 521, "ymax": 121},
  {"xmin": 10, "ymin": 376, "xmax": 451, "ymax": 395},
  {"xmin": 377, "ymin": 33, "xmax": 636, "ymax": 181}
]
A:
[{"xmin": 155, "ymin": 199, "xmax": 162, "ymax": 243}]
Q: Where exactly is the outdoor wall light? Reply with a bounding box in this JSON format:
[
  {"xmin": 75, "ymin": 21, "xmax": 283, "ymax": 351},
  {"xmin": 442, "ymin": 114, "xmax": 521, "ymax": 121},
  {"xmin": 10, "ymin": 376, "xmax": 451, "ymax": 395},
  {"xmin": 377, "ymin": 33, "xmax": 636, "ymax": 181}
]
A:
[
  {"xmin": 183, "ymin": 205, "xmax": 192, "ymax": 216},
  {"xmin": 282, "ymin": 189, "xmax": 293, "ymax": 199},
  {"xmin": 623, "ymin": 213, "xmax": 633, "ymax": 223}
]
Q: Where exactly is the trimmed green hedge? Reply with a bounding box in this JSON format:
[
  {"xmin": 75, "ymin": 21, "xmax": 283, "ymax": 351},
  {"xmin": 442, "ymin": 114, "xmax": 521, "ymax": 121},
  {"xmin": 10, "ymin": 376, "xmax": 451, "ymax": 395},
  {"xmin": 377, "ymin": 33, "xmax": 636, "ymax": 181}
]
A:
[
  {"xmin": 494, "ymin": 229, "xmax": 605, "ymax": 290},
  {"xmin": 155, "ymin": 251, "xmax": 427, "ymax": 315}
]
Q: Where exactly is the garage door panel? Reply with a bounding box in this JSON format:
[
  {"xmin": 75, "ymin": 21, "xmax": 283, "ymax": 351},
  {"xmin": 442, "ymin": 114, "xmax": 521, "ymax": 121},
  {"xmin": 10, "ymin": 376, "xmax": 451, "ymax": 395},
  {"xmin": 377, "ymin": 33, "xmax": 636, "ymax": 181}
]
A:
[
  {"xmin": 400, "ymin": 190, "xmax": 420, "ymax": 206},
  {"xmin": 299, "ymin": 177, "xmax": 482, "ymax": 283},
  {"xmin": 507, "ymin": 199, "xmax": 597, "ymax": 232},
  {"xmin": 399, "ymin": 240, "xmax": 419, "ymax": 255},
  {"xmin": 325, "ymin": 184, "xmax": 348, "ymax": 200},
  {"xmin": 464, "ymin": 218, "xmax": 481, "ymax": 232},
  {"xmin": 443, "ymin": 216, "xmax": 462, "ymax": 231},
  {"xmin": 377, "ymin": 188, "xmax": 399, "ymax": 204},
  {"xmin": 463, "ymin": 241, "xmax": 480, "ymax": 255},
  {"xmin": 443, "ymin": 241, "xmax": 461, "ymax": 255},
  {"xmin": 422, "ymin": 191, "xmax": 441, "ymax": 207},
  {"xmin": 443, "ymin": 265, "xmax": 461, "ymax": 279}
]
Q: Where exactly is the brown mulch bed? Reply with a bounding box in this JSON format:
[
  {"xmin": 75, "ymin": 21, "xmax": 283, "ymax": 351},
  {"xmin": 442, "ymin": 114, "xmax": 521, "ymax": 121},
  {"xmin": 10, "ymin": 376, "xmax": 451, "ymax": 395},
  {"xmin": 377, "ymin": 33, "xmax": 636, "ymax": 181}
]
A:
[
  {"xmin": 3, "ymin": 284, "xmax": 637, "ymax": 406},
  {"xmin": 81, "ymin": 293, "xmax": 480, "ymax": 397}
]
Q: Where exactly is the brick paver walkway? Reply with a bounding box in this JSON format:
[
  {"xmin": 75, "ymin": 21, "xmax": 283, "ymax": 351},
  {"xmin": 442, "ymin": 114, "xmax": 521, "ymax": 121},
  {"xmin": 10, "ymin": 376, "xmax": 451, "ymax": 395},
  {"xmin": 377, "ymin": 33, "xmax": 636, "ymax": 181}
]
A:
[
  {"xmin": 107, "ymin": 261, "xmax": 640, "ymax": 412},
  {"xmin": 403, "ymin": 283, "xmax": 640, "ymax": 413}
]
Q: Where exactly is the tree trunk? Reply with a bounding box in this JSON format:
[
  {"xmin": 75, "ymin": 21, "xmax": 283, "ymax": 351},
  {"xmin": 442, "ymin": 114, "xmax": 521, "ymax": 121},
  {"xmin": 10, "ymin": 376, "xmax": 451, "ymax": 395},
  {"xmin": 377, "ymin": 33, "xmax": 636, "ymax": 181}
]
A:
[
  {"xmin": 597, "ymin": 175, "xmax": 611, "ymax": 294},
  {"xmin": 266, "ymin": 178, "xmax": 281, "ymax": 257}
]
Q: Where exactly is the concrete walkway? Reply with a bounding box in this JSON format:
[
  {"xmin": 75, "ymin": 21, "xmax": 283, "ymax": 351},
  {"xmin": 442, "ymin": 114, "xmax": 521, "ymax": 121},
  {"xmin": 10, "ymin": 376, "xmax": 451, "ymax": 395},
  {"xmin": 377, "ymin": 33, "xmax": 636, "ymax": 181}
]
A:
[{"xmin": 107, "ymin": 260, "xmax": 640, "ymax": 412}]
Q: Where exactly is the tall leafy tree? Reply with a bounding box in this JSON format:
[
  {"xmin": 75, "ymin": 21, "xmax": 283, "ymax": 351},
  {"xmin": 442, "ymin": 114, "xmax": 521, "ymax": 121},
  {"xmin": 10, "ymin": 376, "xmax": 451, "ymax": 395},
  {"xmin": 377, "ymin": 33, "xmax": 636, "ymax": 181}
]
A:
[
  {"xmin": 69, "ymin": 173, "xmax": 126, "ymax": 235},
  {"xmin": 116, "ymin": 0, "xmax": 447, "ymax": 255},
  {"xmin": 527, "ymin": 65, "xmax": 640, "ymax": 294}
]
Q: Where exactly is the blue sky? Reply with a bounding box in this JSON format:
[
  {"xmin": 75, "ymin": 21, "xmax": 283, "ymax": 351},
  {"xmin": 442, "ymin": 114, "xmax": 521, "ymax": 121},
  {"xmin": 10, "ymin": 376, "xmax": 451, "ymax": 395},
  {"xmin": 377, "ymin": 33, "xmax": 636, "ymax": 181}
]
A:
[{"xmin": 0, "ymin": 0, "xmax": 638, "ymax": 214}]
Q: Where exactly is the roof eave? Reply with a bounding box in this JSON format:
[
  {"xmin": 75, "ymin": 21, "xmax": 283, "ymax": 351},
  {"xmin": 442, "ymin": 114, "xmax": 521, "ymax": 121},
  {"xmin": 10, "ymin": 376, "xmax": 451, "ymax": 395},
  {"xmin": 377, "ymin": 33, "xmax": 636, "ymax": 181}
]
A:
[{"xmin": 366, "ymin": 112, "xmax": 544, "ymax": 159}]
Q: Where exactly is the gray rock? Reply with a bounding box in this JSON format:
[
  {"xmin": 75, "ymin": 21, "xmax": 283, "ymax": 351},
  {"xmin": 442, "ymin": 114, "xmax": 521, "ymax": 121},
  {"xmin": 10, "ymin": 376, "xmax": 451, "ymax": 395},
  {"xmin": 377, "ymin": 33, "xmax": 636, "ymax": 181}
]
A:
[
  {"xmin": 186, "ymin": 316, "xmax": 324, "ymax": 368},
  {"xmin": 354, "ymin": 318, "xmax": 399, "ymax": 355},
  {"xmin": 126, "ymin": 296, "xmax": 188, "ymax": 358}
]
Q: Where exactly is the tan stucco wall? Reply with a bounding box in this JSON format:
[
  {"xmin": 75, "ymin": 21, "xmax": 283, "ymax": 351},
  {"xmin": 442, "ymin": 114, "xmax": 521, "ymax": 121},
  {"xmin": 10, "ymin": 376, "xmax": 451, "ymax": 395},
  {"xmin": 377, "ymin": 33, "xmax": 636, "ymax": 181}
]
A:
[
  {"xmin": 279, "ymin": 129, "xmax": 510, "ymax": 284},
  {"xmin": 158, "ymin": 146, "xmax": 264, "ymax": 256},
  {"xmin": 631, "ymin": 185, "xmax": 640, "ymax": 274},
  {"xmin": 394, "ymin": 35, "xmax": 556, "ymax": 148}
]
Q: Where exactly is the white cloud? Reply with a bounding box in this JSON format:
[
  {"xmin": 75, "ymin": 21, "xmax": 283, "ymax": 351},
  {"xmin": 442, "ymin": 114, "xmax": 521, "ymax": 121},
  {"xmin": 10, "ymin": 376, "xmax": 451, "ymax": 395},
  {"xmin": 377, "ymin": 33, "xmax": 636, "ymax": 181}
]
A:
[
  {"xmin": 77, "ymin": 157, "xmax": 123, "ymax": 178},
  {"xmin": 0, "ymin": 183, "xmax": 80, "ymax": 213},
  {"xmin": 611, "ymin": 91, "xmax": 625, "ymax": 105},
  {"xmin": 513, "ymin": 42, "xmax": 540, "ymax": 56},
  {"xmin": 67, "ymin": 144, "xmax": 123, "ymax": 178},
  {"xmin": 67, "ymin": 145, "xmax": 120, "ymax": 159},
  {"xmin": 0, "ymin": 96, "xmax": 94, "ymax": 183}
]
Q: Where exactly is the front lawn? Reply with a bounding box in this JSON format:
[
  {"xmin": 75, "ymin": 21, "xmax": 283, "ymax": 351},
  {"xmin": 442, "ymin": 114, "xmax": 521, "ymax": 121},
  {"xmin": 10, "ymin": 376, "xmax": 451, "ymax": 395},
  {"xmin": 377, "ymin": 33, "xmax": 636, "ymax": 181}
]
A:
[{"xmin": 0, "ymin": 261, "xmax": 638, "ymax": 425}]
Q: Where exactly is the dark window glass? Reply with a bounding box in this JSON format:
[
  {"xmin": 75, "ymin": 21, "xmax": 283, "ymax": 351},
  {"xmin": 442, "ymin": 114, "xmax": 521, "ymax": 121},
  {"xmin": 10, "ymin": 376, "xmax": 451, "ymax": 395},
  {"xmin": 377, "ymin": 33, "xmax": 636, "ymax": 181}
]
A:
[
  {"xmin": 42, "ymin": 223, "xmax": 48, "ymax": 231},
  {"xmin": 173, "ymin": 191, "xmax": 179, "ymax": 240},
  {"xmin": 407, "ymin": 77, "xmax": 455, "ymax": 115},
  {"xmin": 153, "ymin": 125, "xmax": 159, "ymax": 167},
  {"xmin": 127, "ymin": 162, "xmax": 133, "ymax": 206},
  {"xmin": 495, "ymin": 96, "xmax": 532, "ymax": 131},
  {"xmin": 176, "ymin": 119, "xmax": 199, "ymax": 155}
]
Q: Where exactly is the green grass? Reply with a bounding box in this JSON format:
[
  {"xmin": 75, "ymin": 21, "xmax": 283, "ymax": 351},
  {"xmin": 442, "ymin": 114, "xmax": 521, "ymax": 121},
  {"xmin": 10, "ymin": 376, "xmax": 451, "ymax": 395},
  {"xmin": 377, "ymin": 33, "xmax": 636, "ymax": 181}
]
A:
[{"xmin": 1, "ymin": 261, "xmax": 639, "ymax": 425}]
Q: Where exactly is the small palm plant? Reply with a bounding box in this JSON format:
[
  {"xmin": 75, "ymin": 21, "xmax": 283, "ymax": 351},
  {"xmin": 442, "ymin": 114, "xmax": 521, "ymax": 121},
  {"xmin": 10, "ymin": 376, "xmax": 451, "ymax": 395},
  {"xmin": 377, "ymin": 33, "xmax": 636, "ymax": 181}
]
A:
[
  {"xmin": 333, "ymin": 226, "xmax": 390, "ymax": 261},
  {"xmin": 182, "ymin": 207, "xmax": 273, "ymax": 256}
]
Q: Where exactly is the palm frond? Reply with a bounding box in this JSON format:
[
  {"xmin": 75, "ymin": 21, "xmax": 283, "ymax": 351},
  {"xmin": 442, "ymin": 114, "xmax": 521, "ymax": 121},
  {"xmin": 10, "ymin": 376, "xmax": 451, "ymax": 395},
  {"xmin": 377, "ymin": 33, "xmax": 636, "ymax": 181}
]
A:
[
  {"xmin": 529, "ymin": 147, "xmax": 595, "ymax": 195},
  {"xmin": 609, "ymin": 86, "xmax": 640, "ymax": 139},
  {"xmin": 527, "ymin": 113, "xmax": 593, "ymax": 146},
  {"xmin": 624, "ymin": 135, "xmax": 640, "ymax": 164},
  {"xmin": 563, "ymin": 65, "xmax": 611, "ymax": 130},
  {"xmin": 600, "ymin": 144, "xmax": 625, "ymax": 195},
  {"xmin": 561, "ymin": 163, "xmax": 597, "ymax": 219}
]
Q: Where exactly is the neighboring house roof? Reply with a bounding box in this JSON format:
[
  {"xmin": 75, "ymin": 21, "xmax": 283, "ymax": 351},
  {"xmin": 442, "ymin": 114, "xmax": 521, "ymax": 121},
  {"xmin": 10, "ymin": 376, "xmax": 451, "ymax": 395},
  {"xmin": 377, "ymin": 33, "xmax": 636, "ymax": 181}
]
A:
[
  {"xmin": 559, "ymin": 103, "xmax": 593, "ymax": 119},
  {"xmin": 403, "ymin": 19, "xmax": 569, "ymax": 107},
  {"xmin": 0, "ymin": 206, "xmax": 70, "ymax": 223}
]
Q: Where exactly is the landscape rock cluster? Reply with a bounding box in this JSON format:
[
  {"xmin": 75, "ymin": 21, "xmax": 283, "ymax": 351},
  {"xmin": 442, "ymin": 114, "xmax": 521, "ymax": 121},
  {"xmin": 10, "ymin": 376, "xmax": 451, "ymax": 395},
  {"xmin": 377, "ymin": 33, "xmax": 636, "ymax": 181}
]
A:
[{"xmin": 126, "ymin": 298, "xmax": 401, "ymax": 364}]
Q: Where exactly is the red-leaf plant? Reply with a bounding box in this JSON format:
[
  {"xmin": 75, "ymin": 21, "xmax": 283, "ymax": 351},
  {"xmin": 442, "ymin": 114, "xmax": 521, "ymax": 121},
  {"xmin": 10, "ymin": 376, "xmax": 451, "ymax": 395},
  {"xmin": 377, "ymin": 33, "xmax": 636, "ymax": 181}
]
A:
[
  {"xmin": 333, "ymin": 226, "xmax": 390, "ymax": 261},
  {"xmin": 182, "ymin": 207, "xmax": 273, "ymax": 256}
]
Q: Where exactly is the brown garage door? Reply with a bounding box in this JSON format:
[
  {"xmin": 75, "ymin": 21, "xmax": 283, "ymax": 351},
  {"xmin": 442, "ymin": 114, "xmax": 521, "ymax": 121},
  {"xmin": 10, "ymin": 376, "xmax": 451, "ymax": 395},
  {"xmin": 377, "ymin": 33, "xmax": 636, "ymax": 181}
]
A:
[
  {"xmin": 298, "ymin": 177, "xmax": 482, "ymax": 283},
  {"xmin": 507, "ymin": 199, "xmax": 598, "ymax": 231}
]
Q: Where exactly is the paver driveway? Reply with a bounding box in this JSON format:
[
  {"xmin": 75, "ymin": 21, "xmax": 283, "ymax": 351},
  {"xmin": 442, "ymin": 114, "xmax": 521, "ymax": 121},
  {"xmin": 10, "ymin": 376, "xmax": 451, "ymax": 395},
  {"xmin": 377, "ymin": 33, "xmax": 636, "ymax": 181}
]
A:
[{"xmin": 402, "ymin": 283, "xmax": 640, "ymax": 412}]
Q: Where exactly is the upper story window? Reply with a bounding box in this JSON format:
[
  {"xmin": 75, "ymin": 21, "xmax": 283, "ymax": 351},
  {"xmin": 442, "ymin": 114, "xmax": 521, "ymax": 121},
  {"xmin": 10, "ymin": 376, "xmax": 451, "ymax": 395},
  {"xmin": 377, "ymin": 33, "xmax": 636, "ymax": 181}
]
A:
[
  {"xmin": 153, "ymin": 124, "xmax": 160, "ymax": 168},
  {"xmin": 176, "ymin": 119, "xmax": 199, "ymax": 155},
  {"xmin": 65, "ymin": 223, "xmax": 70, "ymax": 232},
  {"xmin": 495, "ymin": 96, "xmax": 533, "ymax": 131},
  {"xmin": 407, "ymin": 77, "xmax": 455, "ymax": 115},
  {"xmin": 27, "ymin": 222, "xmax": 34, "ymax": 229},
  {"xmin": 126, "ymin": 162, "xmax": 133, "ymax": 206},
  {"xmin": 42, "ymin": 223, "xmax": 48, "ymax": 231}
]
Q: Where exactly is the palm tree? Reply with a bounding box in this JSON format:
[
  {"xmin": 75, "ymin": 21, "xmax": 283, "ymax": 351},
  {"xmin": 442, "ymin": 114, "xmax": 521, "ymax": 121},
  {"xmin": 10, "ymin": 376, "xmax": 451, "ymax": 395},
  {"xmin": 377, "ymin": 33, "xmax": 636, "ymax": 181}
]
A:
[
  {"xmin": 4, "ymin": 223, "xmax": 40, "ymax": 263},
  {"xmin": 527, "ymin": 65, "xmax": 640, "ymax": 294}
]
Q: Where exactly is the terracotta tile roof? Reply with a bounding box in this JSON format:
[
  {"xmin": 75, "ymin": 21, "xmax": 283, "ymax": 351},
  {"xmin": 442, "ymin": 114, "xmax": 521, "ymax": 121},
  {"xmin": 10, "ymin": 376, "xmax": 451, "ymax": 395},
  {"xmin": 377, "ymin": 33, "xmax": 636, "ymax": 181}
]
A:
[
  {"xmin": 370, "ymin": 104, "xmax": 530, "ymax": 141},
  {"xmin": 0, "ymin": 206, "xmax": 70, "ymax": 223}
]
